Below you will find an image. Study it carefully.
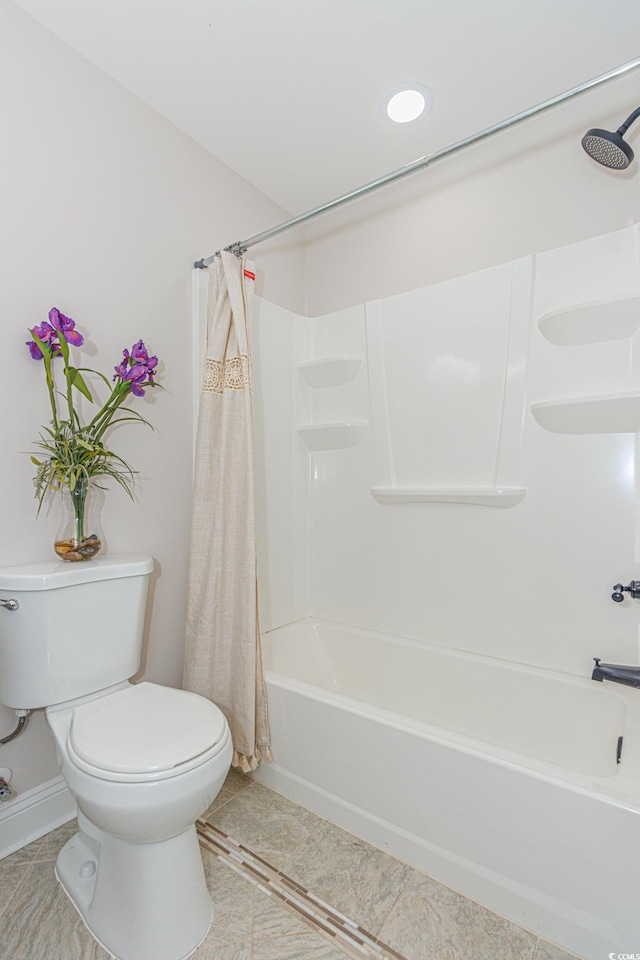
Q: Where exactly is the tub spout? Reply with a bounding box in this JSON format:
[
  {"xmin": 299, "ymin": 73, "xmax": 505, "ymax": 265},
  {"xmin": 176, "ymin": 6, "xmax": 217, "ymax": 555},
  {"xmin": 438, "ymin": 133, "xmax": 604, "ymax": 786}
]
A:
[{"xmin": 592, "ymin": 658, "xmax": 640, "ymax": 688}]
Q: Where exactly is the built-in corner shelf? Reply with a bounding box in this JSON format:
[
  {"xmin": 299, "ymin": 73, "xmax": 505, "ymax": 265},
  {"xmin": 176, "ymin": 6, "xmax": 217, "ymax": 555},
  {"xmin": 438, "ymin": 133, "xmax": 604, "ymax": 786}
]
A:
[
  {"xmin": 297, "ymin": 357, "xmax": 363, "ymax": 388},
  {"xmin": 531, "ymin": 392, "xmax": 640, "ymax": 434},
  {"xmin": 297, "ymin": 422, "xmax": 368, "ymax": 451},
  {"xmin": 538, "ymin": 294, "xmax": 640, "ymax": 345},
  {"xmin": 370, "ymin": 486, "xmax": 526, "ymax": 507}
]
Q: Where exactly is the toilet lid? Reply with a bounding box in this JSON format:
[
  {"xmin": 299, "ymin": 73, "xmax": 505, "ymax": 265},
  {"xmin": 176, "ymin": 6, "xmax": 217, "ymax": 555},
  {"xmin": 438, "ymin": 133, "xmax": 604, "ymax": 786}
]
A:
[{"xmin": 68, "ymin": 682, "xmax": 228, "ymax": 774}]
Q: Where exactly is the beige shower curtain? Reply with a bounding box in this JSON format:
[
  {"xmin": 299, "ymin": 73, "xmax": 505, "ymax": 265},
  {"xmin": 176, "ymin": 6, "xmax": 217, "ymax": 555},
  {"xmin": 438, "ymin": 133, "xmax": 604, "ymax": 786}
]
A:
[{"xmin": 183, "ymin": 251, "xmax": 271, "ymax": 772}]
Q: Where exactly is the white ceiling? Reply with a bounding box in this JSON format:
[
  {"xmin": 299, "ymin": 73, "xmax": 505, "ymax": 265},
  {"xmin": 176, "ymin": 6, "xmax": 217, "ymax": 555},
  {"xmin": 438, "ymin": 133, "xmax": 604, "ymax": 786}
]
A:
[{"xmin": 11, "ymin": 0, "xmax": 640, "ymax": 214}]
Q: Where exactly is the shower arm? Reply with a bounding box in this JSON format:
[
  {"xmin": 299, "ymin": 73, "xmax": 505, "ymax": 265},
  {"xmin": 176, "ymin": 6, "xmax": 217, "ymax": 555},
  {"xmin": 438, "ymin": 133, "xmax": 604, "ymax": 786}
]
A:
[
  {"xmin": 618, "ymin": 105, "xmax": 640, "ymax": 134},
  {"xmin": 194, "ymin": 55, "xmax": 640, "ymax": 269}
]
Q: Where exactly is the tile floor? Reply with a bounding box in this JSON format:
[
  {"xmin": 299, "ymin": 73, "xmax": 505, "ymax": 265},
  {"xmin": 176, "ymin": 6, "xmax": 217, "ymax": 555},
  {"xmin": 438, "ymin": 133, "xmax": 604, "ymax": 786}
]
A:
[{"xmin": 0, "ymin": 768, "xmax": 584, "ymax": 960}]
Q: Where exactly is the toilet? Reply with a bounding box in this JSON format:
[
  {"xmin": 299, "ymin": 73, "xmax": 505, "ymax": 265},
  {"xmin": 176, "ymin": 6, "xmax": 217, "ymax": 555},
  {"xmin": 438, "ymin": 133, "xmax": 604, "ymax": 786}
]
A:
[{"xmin": 0, "ymin": 554, "xmax": 232, "ymax": 960}]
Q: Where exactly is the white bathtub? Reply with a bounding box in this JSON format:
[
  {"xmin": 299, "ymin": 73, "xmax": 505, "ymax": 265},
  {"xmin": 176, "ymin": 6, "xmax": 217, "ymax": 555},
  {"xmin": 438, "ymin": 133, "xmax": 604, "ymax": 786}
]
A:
[{"xmin": 254, "ymin": 618, "xmax": 640, "ymax": 960}]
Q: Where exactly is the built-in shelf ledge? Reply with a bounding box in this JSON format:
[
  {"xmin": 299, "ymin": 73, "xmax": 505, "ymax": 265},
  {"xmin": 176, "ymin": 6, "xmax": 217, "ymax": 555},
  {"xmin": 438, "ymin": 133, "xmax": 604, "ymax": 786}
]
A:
[
  {"xmin": 297, "ymin": 422, "xmax": 368, "ymax": 451},
  {"xmin": 297, "ymin": 357, "xmax": 363, "ymax": 388},
  {"xmin": 531, "ymin": 393, "xmax": 640, "ymax": 434},
  {"xmin": 370, "ymin": 486, "xmax": 527, "ymax": 507},
  {"xmin": 538, "ymin": 293, "xmax": 640, "ymax": 345}
]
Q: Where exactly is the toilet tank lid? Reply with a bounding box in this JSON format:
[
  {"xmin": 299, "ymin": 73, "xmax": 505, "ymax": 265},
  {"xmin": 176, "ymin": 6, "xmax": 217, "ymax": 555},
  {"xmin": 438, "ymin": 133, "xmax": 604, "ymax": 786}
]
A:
[
  {"xmin": 0, "ymin": 554, "xmax": 154, "ymax": 591},
  {"xmin": 0, "ymin": 553, "xmax": 153, "ymax": 590}
]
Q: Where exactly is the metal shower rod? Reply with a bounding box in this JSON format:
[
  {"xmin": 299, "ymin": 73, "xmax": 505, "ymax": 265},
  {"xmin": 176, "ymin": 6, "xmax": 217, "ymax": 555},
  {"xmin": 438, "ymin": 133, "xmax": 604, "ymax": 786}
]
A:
[{"xmin": 194, "ymin": 55, "xmax": 640, "ymax": 270}]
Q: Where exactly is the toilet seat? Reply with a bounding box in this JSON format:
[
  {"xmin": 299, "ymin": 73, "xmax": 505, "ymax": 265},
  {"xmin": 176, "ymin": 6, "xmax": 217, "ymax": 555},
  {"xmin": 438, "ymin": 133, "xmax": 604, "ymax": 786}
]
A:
[{"xmin": 66, "ymin": 682, "xmax": 230, "ymax": 783}]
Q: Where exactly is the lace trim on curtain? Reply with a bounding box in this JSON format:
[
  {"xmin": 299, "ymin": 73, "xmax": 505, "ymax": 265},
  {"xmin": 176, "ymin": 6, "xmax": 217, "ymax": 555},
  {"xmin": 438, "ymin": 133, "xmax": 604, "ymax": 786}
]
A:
[{"xmin": 203, "ymin": 356, "xmax": 252, "ymax": 394}]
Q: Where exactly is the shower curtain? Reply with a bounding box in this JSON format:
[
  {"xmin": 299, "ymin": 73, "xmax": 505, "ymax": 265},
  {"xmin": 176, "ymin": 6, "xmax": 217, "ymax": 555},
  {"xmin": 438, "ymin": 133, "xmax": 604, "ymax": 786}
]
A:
[{"xmin": 183, "ymin": 250, "xmax": 271, "ymax": 772}]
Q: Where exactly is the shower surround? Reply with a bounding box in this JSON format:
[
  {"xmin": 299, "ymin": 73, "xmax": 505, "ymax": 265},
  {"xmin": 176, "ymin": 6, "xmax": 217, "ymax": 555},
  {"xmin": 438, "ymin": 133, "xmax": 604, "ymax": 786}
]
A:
[{"xmin": 198, "ymin": 221, "xmax": 640, "ymax": 958}]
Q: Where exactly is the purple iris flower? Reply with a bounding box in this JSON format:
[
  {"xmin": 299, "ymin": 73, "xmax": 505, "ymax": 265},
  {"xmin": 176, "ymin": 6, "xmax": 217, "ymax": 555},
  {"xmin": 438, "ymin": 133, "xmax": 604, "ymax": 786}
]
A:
[
  {"xmin": 127, "ymin": 365, "xmax": 149, "ymax": 397},
  {"xmin": 131, "ymin": 340, "xmax": 158, "ymax": 375},
  {"xmin": 27, "ymin": 339, "xmax": 44, "ymax": 360},
  {"xmin": 113, "ymin": 348, "xmax": 131, "ymax": 380},
  {"xmin": 113, "ymin": 340, "xmax": 158, "ymax": 397},
  {"xmin": 131, "ymin": 340, "xmax": 148, "ymax": 361},
  {"xmin": 48, "ymin": 308, "xmax": 84, "ymax": 347},
  {"xmin": 26, "ymin": 321, "xmax": 62, "ymax": 360},
  {"xmin": 34, "ymin": 321, "xmax": 56, "ymax": 342}
]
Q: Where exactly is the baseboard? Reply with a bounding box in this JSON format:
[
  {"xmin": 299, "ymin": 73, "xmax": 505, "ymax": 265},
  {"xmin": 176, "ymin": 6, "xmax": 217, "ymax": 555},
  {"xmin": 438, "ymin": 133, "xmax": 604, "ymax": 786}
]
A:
[{"xmin": 0, "ymin": 776, "xmax": 76, "ymax": 859}]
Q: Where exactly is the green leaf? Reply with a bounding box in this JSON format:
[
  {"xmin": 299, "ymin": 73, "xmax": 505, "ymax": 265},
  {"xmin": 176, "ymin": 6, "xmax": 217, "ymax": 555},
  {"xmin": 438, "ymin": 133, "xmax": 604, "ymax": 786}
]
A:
[
  {"xmin": 58, "ymin": 334, "xmax": 70, "ymax": 365},
  {"xmin": 68, "ymin": 367, "xmax": 94, "ymax": 403},
  {"xmin": 77, "ymin": 367, "xmax": 112, "ymax": 389},
  {"xmin": 29, "ymin": 329, "xmax": 46, "ymax": 353},
  {"xmin": 102, "ymin": 412, "xmax": 154, "ymax": 430}
]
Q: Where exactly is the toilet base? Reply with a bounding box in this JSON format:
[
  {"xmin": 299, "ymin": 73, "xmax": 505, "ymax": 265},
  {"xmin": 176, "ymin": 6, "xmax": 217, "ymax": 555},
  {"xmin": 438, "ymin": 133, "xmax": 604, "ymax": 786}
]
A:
[{"xmin": 55, "ymin": 814, "xmax": 213, "ymax": 960}]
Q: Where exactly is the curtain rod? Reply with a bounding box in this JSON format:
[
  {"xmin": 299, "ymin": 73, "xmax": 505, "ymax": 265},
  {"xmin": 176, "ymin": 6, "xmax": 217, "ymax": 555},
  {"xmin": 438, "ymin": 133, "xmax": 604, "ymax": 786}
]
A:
[{"xmin": 194, "ymin": 55, "xmax": 640, "ymax": 270}]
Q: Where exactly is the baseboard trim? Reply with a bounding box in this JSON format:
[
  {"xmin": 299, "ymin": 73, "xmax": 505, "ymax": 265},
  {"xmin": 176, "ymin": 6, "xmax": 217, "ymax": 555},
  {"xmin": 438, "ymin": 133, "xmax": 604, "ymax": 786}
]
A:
[{"xmin": 0, "ymin": 776, "xmax": 76, "ymax": 859}]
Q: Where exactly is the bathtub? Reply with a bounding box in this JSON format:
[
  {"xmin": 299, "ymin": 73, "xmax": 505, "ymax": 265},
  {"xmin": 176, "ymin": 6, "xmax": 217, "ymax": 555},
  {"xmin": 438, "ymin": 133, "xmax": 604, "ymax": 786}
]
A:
[{"xmin": 254, "ymin": 618, "xmax": 640, "ymax": 960}]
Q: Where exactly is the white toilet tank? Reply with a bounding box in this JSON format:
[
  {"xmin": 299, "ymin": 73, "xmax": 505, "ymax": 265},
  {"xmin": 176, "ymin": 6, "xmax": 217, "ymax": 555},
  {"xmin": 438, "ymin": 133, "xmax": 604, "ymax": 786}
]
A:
[{"xmin": 0, "ymin": 554, "xmax": 154, "ymax": 709}]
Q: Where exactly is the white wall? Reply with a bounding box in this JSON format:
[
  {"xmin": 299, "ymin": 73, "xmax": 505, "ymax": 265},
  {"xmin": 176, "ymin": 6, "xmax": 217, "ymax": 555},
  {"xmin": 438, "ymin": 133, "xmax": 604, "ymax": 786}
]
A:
[
  {"xmin": 302, "ymin": 72, "xmax": 640, "ymax": 315},
  {"xmin": 0, "ymin": 0, "xmax": 304, "ymax": 796}
]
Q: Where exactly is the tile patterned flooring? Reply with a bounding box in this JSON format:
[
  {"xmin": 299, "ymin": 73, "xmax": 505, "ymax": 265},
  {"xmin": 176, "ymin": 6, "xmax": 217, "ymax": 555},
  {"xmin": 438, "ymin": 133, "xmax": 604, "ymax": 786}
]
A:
[{"xmin": 0, "ymin": 768, "xmax": 584, "ymax": 960}]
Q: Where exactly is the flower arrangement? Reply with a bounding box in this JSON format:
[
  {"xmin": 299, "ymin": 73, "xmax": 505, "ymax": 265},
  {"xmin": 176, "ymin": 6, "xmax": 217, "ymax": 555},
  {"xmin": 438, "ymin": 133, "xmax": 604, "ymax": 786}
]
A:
[{"xmin": 27, "ymin": 308, "xmax": 159, "ymax": 560}]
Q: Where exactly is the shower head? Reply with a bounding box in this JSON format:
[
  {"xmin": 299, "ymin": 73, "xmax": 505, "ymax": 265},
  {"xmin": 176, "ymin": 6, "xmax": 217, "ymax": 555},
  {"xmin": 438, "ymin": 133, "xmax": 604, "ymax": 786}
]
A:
[
  {"xmin": 581, "ymin": 106, "xmax": 640, "ymax": 169},
  {"xmin": 582, "ymin": 128, "xmax": 634, "ymax": 168}
]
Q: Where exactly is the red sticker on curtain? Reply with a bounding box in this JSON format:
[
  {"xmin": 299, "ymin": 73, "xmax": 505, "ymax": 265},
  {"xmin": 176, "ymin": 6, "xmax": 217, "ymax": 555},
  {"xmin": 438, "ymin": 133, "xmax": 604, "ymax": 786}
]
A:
[{"xmin": 243, "ymin": 270, "xmax": 256, "ymax": 281}]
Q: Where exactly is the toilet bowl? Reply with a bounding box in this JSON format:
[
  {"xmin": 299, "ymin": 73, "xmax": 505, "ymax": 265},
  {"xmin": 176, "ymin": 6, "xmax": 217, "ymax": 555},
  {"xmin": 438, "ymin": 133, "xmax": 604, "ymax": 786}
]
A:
[
  {"xmin": 0, "ymin": 555, "xmax": 233, "ymax": 960},
  {"xmin": 47, "ymin": 681, "xmax": 233, "ymax": 960}
]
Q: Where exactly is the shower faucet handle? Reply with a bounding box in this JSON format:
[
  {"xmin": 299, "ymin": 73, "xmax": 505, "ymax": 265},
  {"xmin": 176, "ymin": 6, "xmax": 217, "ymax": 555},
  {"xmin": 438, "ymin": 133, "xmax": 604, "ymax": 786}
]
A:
[{"xmin": 612, "ymin": 581, "xmax": 640, "ymax": 602}]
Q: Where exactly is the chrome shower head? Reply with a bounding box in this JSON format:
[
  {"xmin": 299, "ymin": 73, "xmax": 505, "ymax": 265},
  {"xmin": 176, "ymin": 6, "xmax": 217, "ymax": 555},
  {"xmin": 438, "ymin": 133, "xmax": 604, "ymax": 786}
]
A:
[{"xmin": 582, "ymin": 107, "xmax": 640, "ymax": 169}]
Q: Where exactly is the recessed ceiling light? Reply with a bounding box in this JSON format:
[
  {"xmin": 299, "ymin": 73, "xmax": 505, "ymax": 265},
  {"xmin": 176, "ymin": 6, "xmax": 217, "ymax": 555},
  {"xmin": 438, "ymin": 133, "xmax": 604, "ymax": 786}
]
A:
[{"xmin": 384, "ymin": 83, "xmax": 433, "ymax": 124}]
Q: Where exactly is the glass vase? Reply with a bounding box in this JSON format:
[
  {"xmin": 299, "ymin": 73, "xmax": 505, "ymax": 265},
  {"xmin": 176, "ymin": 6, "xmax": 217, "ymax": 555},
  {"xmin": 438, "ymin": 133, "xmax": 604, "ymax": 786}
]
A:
[{"xmin": 54, "ymin": 477, "xmax": 103, "ymax": 562}]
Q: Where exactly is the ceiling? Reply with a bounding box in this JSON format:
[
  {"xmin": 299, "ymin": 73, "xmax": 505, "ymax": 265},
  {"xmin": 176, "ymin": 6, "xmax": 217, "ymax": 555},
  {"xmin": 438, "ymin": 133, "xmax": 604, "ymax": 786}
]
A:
[{"xmin": 11, "ymin": 0, "xmax": 640, "ymax": 214}]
